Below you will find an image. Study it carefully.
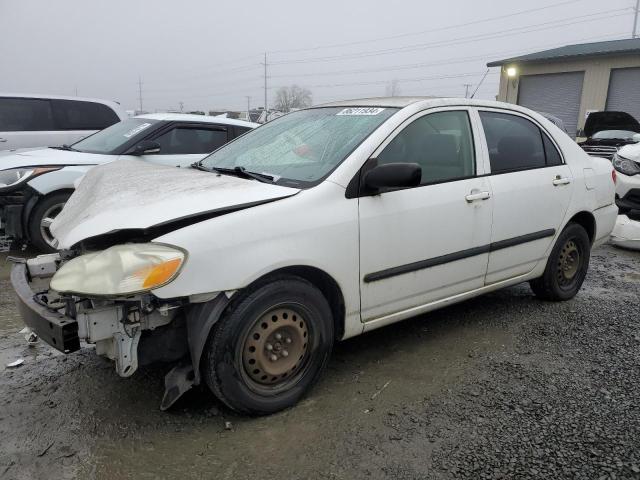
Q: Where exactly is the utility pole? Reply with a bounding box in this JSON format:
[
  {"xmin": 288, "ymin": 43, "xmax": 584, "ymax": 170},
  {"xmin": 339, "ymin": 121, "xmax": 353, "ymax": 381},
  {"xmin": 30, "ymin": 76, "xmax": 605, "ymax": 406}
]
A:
[
  {"xmin": 138, "ymin": 76, "xmax": 143, "ymax": 113},
  {"xmin": 262, "ymin": 53, "xmax": 268, "ymax": 119},
  {"xmin": 633, "ymin": 0, "xmax": 639, "ymax": 38},
  {"xmin": 463, "ymin": 83, "xmax": 472, "ymax": 98},
  {"xmin": 74, "ymin": 86, "xmax": 78, "ymax": 96},
  {"xmin": 245, "ymin": 96, "xmax": 251, "ymax": 118}
]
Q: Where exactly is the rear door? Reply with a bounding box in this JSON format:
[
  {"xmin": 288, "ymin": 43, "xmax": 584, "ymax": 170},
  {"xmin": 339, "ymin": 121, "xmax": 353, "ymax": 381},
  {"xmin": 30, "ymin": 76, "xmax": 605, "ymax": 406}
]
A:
[
  {"xmin": 478, "ymin": 109, "xmax": 573, "ymax": 284},
  {"xmin": 50, "ymin": 99, "xmax": 121, "ymax": 145},
  {"xmin": 0, "ymin": 97, "xmax": 56, "ymax": 149},
  {"xmin": 141, "ymin": 123, "xmax": 230, "ymax": 167}
]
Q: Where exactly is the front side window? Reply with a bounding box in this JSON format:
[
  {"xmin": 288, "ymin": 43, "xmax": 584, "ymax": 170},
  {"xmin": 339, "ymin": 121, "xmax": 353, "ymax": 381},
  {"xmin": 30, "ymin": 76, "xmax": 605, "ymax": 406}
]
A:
[
  {"xmin": 153, "ymin": 127, "xmax": 228, "ymax": 154},
  {"xmin": 200, "ymin": 107, "xmax": 398, "ymax": 187},
  {"xmin": 0, "ymin": 98, "xmax": 54, "ymax": 131},
  {"xmin": 480, "ymin": 111, "xmax": 554, "ymax": 173},
  {"xmin": 377, "ymin": 110, "xmax": 475, "ymax": 185},
  {"xmin": 72, "ymin": 118, "xmax": 159, "ymax": 154},
  {"xmin": 51, "ymin": 100, "xmax": 120, "ymax": 130}
]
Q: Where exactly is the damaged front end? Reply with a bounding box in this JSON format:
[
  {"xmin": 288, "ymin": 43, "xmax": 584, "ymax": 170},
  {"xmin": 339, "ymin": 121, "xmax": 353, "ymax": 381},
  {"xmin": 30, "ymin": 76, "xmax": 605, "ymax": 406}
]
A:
[{"xmin": 10, "ymin": 250, "xmax": 229, "ymax": 410}]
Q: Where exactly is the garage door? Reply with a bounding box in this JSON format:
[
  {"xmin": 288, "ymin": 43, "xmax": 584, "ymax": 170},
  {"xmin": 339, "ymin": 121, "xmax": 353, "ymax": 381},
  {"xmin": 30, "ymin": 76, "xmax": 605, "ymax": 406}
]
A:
[
  {"xmin": 606, "ymin": 67, "xmax": 640, "ymax": 123},
  {"xmin": 517, "ymin": 71, "xmax": 585, "ymax": 137}
]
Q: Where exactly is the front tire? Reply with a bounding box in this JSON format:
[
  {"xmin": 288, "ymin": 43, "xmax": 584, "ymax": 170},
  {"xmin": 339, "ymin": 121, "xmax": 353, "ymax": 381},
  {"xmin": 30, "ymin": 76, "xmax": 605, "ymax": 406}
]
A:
[
  {"xmin": 202, "ymin": 275, "xmax": 334, "ymax": 415},
  {"xmin": 28, "ymin": 192, "xmax": 71, "ymax": 253},
  {"xmin": 529, "ymin": 222, "xmax": 591, "ymax": 301}
]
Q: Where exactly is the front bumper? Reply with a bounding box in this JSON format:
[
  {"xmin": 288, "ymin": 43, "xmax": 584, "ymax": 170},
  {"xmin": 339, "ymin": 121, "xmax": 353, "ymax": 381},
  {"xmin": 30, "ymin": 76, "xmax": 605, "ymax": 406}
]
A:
[{"xmin": 11, "ymin": 262, "xmax": 80, "ymax": 353}]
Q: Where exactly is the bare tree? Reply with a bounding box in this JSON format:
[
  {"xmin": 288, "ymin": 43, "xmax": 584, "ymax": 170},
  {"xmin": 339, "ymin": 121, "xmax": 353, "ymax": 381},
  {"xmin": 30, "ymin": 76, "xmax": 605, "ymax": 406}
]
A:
[
  {"xmin": 273, "ymin": 85, "xmax": 313, "ymax": 112},
  {"xmin": 385, "ymin": 79, "xmax": 401, "ymax": 97}
]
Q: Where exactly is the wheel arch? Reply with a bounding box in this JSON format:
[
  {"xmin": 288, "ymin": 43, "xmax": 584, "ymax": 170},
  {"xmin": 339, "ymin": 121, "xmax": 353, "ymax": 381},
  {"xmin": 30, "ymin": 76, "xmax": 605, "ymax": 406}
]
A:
[
  {"xmin": 567, "ymin": 211, "xmax": 596, "ymax": 244},
  {"xmin": 244, "ymin": 265, "xmax": 346, "ymax": 342}
]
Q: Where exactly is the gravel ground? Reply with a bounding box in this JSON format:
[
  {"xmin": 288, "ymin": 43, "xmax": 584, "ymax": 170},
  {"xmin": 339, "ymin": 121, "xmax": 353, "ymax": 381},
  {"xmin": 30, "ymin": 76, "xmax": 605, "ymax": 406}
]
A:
[{"xmin": 0, "ymin": 244, "xmax": 639, "ymax": 480}]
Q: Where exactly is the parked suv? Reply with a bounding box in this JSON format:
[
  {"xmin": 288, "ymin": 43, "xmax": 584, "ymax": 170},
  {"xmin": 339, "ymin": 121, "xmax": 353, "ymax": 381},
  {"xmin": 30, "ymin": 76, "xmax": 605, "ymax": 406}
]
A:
[
  {"xmin": 11, "ymin": 98, "xmax": 617, "ymax": 415},
  {"xmin": 578, "ymin": 111, "xmax": 640, "ymax": 160},
  {"xmin": 0, "ymin": 94, "xmax": 127, "ymax": 150},
  {"xmin": 0, "ymin": 113, "xmax": 257, "ymax": 251}
]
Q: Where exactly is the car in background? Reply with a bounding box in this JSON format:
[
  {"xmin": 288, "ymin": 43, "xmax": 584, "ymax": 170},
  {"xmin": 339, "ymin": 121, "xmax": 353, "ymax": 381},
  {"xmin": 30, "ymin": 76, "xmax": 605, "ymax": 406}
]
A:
[
  {"xmin": 578, "ymin": 111, "xmax": 640, "ymax": 160},
  {"xmin": 612, "ymin": 141, "xmax": 640, "ymax": 215},
  {"xmin": 0, "ymin": 94, "xmax": 127, "ymax": 150},
  {"xmin": 10, "ymin": 97, "xmax": 617, "ymax": 414},
  {"xmin": 0, "ymin": 113, "xmax": 258, "ymax": 251}
]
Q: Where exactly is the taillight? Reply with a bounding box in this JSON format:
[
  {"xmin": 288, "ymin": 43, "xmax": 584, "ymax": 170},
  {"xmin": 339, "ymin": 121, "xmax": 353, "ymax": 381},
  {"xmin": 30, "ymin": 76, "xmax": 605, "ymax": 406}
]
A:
[{"xmin": 612, "ymin": 169, "xmax": 617, "ymax": 184}]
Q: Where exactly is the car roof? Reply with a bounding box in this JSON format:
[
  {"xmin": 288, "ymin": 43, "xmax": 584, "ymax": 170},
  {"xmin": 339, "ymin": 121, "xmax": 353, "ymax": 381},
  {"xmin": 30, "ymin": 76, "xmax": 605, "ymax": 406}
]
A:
[
  {"xmin": 135, "ymin": 113, "xmax": 259, "ymax": 128},
  {"xmin": 0, "ymin": 92, "xmax": 122, "ymax": 108},
  {"xmin": 313, "ymin": 96, "xmax": 543, "ymax": 115}
]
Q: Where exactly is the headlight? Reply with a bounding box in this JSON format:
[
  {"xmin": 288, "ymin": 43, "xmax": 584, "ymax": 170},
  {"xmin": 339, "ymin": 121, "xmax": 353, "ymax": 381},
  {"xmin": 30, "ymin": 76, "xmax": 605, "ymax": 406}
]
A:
[
  {"xmin": 50, "ymin": 243, "xmax": 186, "ymax": 296},
  {"xmin": 0, "ymin": 166, "xmax": 61, "ymax": 188},
  {"xmin": 612, "ymin": 153, "xmax": 640, "ymax": 176}
]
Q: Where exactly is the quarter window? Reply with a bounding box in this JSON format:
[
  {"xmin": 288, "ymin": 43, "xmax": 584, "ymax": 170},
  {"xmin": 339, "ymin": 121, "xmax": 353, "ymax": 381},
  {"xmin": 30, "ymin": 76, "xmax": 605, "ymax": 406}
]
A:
[
  {"xmin": 377, "ymin": 110, "xmax": 476, "ymax": 185},
  {"xmin": 0, "ymin": 98, "xmax": 54, "ymax": 131},
  {"xmin": 51, "ymin": 100, "xmax": 120, "ymax": 130},
  {"xmin": 479, "ymin": 111, "xmax": 562, "ymax": 173},
  {"xmin": 153, "ymin": 127, "xmax": 228, "ymax": 154}
]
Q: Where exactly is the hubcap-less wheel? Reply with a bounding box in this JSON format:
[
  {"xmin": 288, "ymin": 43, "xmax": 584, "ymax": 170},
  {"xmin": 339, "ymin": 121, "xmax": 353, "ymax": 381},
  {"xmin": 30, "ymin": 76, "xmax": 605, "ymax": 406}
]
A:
[
  {"xmin": 39, "ymin": 202, "xmax": 65, "ymax": 249},
  {"xmin": 557, "ymin": 239, "xmax": 580, "ymax": 286},
  {"xmin": 242, "ymin": 307, "xmax": 309, "ymax": 386}
]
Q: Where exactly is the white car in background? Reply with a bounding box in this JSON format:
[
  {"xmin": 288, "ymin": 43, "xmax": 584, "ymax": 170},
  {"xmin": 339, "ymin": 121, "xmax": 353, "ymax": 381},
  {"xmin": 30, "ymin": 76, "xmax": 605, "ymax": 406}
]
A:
[
  {"xmin": 0, "ymin": 113, "xmax": 257, "ymax": 251},
  {"xmin": 611, "ymin": 142, "xmax": 640, "ymax": 249},
  {"xmin": 11, "ymin": 98, "xmax": 617, "ymax": 415},
  {"xmin": 0, "ymin": 94, "xmax": 127, "ymax": 150}
]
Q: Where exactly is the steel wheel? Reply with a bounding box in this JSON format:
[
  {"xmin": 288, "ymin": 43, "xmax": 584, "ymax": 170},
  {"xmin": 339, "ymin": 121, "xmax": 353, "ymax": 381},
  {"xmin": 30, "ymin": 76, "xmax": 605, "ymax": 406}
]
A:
[
  {"xmin": 242, "ymin": 307, "xmax": 309, "ymax": 387},
  {"xmin": 39, "ymin": 202, "xmax": 65, "ymax": 249},
  {"xmin": 557, "ymin": 239, "xmax": 580, "ymax": 287}
]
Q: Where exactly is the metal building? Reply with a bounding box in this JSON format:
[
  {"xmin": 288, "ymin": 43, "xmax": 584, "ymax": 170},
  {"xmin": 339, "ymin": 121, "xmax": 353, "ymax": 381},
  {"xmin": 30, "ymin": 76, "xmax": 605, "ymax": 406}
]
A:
[{"xmin": 488, "ymin": 38, "xmax": 640, "ymax": 138}]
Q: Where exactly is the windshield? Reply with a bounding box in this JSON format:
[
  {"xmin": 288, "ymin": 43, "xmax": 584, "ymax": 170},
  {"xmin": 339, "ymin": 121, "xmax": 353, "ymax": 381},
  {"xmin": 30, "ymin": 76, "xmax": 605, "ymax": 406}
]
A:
[
  {"xmin": 72, "ymin": 118, "xmax": 159, "ymax": 154},
  {"xmin": 200, "ymin": 107, "xmax": 398, "ymax": 187},
  {"xmin": 592, "ymin": 130, "xmax": 639, "ymax": 140}
]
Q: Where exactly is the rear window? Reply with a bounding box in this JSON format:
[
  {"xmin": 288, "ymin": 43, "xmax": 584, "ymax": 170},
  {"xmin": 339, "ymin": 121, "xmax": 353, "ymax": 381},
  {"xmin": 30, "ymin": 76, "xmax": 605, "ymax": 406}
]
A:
[
  {"xmin": 0, "ymin": 97, "xmax": 54, "ymax": 131},
  {"xmin": 51, "ymin": 99, "xmax": 120, "ymax": 130}
]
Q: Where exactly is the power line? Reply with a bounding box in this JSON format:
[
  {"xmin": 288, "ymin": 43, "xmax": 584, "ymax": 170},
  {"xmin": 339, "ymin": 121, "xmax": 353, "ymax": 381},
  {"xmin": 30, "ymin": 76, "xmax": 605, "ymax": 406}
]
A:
[
  {"xmin": 267, "ymin": 0, "xmax": 583, "ymax": 55},
  {"xmin": 270, "ymin": 9, "xmax": 632, "ymax": 65}
]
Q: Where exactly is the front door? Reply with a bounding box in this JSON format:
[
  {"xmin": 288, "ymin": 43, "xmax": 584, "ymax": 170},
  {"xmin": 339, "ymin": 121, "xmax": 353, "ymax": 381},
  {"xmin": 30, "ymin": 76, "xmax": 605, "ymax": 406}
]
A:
[
  {"xmin": 477, "ymin": 109, "xmax": 573, "ymax": 284},
  {"xmin": 358, "ymin": 108, "xmax": 493, "ymax": 322}
]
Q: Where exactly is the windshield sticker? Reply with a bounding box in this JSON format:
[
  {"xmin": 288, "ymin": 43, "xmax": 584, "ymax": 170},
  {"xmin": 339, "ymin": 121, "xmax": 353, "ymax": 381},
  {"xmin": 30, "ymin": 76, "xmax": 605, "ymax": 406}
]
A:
[
  {"xmin": 123, "ymin": 123, "xmax": 152, "ymax": 138},
  {"xmin": 337, "ymin": 107, "xmax": 385, "ymax": 116}
]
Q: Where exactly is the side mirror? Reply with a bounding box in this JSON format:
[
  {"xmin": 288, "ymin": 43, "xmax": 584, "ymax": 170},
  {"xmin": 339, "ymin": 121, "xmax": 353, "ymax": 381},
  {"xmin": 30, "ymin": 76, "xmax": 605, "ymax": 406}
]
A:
[
  {"xmin": 131, "ymin": 140, "xmax": 161, "ymax": 155},
  {"xmin": 364, "ymin": 162, "xmax": 422, "ymax": 191}
]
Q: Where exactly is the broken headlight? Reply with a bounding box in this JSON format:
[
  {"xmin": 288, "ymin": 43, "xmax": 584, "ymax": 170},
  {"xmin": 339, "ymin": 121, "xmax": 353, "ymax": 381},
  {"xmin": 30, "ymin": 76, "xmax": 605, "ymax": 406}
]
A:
[{"xmin": 50, "ymin": 243, "xmax": 186, "ymax": 296}]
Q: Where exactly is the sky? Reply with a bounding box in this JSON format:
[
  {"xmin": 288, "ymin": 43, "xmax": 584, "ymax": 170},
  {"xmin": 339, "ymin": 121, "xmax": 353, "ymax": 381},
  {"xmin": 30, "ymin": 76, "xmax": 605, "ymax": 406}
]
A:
[{"xmin": 0, "ymin": 0, "xmax": 637, "ymax": 112}]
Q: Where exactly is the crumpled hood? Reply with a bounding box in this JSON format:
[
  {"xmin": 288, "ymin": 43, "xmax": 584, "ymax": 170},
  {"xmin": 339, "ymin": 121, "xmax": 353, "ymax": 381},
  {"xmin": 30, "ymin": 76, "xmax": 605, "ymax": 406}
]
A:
[
  {"xmin": 51, "ymin": 159, "xmax": 300, "ymax": 248},
  {"xmin": 617, "ymin": 142, "xmax": 640, "ymax": 163},
  {"xmin": 0, "ymin": 147, "xmax": 108, "ymax": 170}
]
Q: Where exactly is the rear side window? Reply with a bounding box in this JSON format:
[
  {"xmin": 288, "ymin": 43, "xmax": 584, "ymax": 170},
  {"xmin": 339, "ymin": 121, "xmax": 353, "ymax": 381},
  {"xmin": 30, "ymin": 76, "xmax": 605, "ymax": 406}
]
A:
[
  {"xmin": 480, "ymin": 111, "xmax": 562, "ymax": 173},
  {"xmin": 51, "ymin": 100, "xmax": 120, "ymax": 130},
  {"xmin": 377, "ymin": 110, "xmax": 476, "ymax": 185},
  {"xmin": 153, "ymin": 127, "xmax": 228, "ymax": 154},
  {"xmin": 0, "ymin": 97, "xmax": 54, "ymax": 131}
]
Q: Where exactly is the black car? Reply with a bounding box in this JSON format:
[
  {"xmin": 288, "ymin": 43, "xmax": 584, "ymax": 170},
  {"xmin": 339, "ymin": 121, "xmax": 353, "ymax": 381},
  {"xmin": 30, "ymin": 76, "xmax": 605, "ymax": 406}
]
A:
[{"xmin": 579, "ymin": 111, "xmax": 640, "ymax": 160}]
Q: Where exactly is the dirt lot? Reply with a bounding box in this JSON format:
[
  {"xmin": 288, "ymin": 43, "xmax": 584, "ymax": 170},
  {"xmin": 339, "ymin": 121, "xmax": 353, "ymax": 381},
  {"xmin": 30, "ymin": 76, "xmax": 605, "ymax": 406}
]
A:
[{"xmin": 1, "ymin": 244, "xmax": 639, "ymax": 480}]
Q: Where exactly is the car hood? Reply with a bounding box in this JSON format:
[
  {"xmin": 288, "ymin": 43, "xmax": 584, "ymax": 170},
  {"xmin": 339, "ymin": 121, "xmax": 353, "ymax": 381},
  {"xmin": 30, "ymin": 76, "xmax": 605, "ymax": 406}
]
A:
[
  {"xmin": 583, "ymin": 111, "xmax": 640, "ymax": 137},
  {"xmin": 0, "ymin": 147, "xmax": 108, "ymax": 170},
  {"xmin": 51, "ymin": 159, "xmax": 300, "ymax": 249},
  {"xmin": 617, "ymin": 142, "xmax": 640, "ymax": 162}
]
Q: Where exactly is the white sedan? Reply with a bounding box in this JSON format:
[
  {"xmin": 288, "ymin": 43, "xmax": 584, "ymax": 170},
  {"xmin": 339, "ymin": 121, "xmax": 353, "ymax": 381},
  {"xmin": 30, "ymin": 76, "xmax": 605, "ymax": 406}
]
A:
[
  {"xmin": 11, "ymin": 98, "xmax": 617, "ymax": 414},
  {"xmin": 0, "ymin": 113, "xmax": 257, "ymax": 251}
]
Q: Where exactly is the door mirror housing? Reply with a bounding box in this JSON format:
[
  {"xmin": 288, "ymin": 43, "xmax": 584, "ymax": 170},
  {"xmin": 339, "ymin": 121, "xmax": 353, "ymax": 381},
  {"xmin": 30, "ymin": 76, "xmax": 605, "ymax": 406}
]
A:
[
  {"xmin": 131, "ymin": 140, "xmax": 161, "ymax": 155},
  {"xmin": 364, "ymin": 162, "xmax": 422, "ymax": 192}
]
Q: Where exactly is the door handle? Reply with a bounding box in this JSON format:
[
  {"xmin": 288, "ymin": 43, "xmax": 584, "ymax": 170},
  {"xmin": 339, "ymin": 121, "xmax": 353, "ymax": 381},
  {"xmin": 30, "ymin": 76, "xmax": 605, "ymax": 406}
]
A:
[
  {"xmin": 552, "ymin": 176, "xmax": 571, "ymax": 186},
  {"xmin": 465, "ymin": 191, "xmax": 490, "ymax": 203}
]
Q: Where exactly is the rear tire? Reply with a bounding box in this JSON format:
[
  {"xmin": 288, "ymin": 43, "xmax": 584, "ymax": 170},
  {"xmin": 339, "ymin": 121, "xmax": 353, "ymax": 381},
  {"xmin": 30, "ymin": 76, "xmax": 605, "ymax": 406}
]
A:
[
  {"xmin": 28, "ymin": 192, "xmax": 71, "ymax": 253},
  {"xmin": 202, "ymin": 275, "xmax": 334, "ymax": 415},
  {"xmin": 529, "ymin": 222, "xmax": 590, "ymax": 301}
]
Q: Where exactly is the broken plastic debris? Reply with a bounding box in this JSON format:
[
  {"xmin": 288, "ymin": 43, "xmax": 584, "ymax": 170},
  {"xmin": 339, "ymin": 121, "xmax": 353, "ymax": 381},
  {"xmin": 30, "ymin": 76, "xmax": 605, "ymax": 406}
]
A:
[
  {"xmin": 25, "ymin": 332, "xmax": 38, "ymax": 346},
  {"xmin": 6, "ymin": 359, "xmax": 24, "ymax": 368},
  {"xmin": 19, "ymin": 327, "xmax": 30, "ymax": 334}
]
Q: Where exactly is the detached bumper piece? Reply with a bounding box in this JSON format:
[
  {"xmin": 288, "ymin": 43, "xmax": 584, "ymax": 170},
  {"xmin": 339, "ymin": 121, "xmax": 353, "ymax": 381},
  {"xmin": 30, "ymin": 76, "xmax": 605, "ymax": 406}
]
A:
[{"xmin": 10, "ymin": 263, "xmax": 80, "ymax": 353}]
